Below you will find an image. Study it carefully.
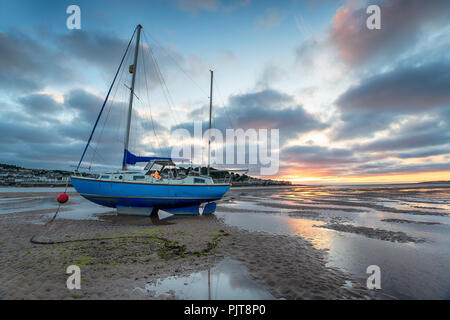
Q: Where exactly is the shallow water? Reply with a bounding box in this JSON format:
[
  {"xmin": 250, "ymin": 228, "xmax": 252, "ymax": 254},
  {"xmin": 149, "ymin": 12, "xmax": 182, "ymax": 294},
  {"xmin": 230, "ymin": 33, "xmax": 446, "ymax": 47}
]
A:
[
  {"xmin": 219, "ymin": 183, "xmax": 450, "ymax": 299},
  {"xmin": 1, "ymin": 184, "xmax": 449, "ymax": 299},
  {"xmin": 134, "ymin": 258, "xmax": 275, "ymax": 300},
  {"xmin": 0, "ymin": 187, "xmax": 76, "ymax": 193},
  {"xmin": 0, "ymin": 192, "xmax": 113, "ymax": 221}
]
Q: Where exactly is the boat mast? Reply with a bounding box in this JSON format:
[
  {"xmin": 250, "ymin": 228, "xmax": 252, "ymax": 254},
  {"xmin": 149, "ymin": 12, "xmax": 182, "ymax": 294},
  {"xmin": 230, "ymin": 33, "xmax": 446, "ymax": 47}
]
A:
[
  {"xmin": 123, "ymin": 24, "xmax": 142, "ymax": 171},
  {"xmin": 207, "ymin": 70, "xmax": 213, "ymax": 176}
]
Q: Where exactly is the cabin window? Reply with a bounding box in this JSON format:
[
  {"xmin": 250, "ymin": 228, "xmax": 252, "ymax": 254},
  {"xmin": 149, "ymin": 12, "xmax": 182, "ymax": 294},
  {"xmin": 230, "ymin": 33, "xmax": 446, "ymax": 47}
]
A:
[
  {"xmin": 194, "ymin": 178, "xmax": 205, "ymax": 184},
  {"xmin": 100, "ymin": 175, "xmax": 110, "ymax": 179},
  {"xmin": 133, "ymin": 175, "xmax": 145, "ymax": 180}
]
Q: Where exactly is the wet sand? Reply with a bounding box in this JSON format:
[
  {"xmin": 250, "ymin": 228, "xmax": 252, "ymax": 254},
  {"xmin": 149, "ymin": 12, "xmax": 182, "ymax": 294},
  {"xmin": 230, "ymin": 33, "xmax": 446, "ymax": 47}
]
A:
[
  {"xmin": 218, "ymin": 184, "xmax": 450, "ymax": 299},
  {"xmin": 0, "ymin": 187, "xmax": 374, "ymax": 300}
]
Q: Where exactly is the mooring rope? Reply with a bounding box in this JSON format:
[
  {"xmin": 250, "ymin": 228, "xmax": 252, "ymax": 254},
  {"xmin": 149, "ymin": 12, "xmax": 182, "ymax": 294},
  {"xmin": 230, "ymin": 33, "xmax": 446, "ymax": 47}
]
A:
[
  {"xmin": 30, "ymin": 234, "xmax": 169, "ymax": 245},
  {"xmin": 29, "ymin": 176, "xmax": 71, "ymax": 243}
]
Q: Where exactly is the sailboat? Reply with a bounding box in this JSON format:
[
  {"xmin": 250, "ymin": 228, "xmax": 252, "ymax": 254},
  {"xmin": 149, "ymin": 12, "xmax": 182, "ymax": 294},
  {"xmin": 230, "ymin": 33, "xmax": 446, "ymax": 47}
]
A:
[{"xmin": 71, "ymin": 24, "xmax": 230, "ymax": 216}]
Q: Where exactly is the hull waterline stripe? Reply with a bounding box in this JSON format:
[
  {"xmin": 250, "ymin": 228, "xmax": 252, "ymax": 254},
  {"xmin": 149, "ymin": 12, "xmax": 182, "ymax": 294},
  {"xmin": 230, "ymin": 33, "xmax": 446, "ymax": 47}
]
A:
[{"xmin": 81, "ymin": 193, "xmax": 219, "ymax": 200}]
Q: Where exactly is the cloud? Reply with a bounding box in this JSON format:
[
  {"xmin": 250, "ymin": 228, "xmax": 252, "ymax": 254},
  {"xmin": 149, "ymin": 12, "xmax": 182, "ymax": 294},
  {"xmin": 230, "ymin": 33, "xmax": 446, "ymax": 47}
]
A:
[
  {"xmin": 395, "ymin": 147, "xmax": 450, "ymax": 159},
  {"xmin": 255, "ymin": 64, "xmax": 284, "ymax": 89},
  {"xmin": 350, "ymin": 162, "xmax": 450, "ymax": 176},
  {"xmin": 171, "ymin": 88, "xmax": 327, "ymax": 169},
  {"xmin": 255, "ymin": 8, "xmax": 284, "ymax": 29},
  {"xmin": 57, "ymin": 30, "xmax": 129, "ymax": 72},
  {"xmin": 356, "ymin": 115, "xmax": 450, "ymax": 152},
  {"xmin": 329, "ymin": 0, "xmax": 450, "ymax": 66},
  {"xmin": 56, "ymin": 29, "xmax": 209, "ymax": 95},
  {"xmin": 176, "ymin": 0, "xmax": 221, "ymax": 14},
  {"xmin": 18, "ymin": 93, "xmax": 65, "ymax": 123},
  {"xmin": 216, "ymin": 89, "xmax": 326, "ymax": 145},
  {"xmin": 337, "ymin": 62, "xmax": 450, "ymax": 112},
  {"xmin": 282, "ymin": 145, "xmax": 357, "ymax": 166},
  {"xmin": 176, "ymin": 0, "xmax": 251, "ymax": 14},
  {"xmin": 0, "ymin": 30, "xmax": 74, "ymax": 93},
  {"xmin": 331, "ymin": 62, "xmax": 450, "ymax": 140}
]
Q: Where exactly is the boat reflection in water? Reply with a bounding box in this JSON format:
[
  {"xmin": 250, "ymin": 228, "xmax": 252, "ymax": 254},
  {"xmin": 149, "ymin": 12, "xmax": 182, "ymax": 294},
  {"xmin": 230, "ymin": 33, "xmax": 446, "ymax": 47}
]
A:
[{"xmin": 134, "ymin": 258, "xmax": 275, "ymax": 300}]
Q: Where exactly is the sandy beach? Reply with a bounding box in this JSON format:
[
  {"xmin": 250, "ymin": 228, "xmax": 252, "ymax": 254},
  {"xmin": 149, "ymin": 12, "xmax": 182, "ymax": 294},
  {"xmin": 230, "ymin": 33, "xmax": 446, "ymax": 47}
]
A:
[{"xmin": 1, "ymin": 184, "xmax": 449, "ymax": 300}]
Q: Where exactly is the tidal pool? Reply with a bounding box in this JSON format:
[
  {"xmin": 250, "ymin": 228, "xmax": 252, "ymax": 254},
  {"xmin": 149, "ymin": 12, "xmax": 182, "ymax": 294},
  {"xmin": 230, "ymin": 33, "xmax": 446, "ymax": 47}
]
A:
[{"xmin": 134, "ymin": 258, "xmax": 275, "ymax": 300}]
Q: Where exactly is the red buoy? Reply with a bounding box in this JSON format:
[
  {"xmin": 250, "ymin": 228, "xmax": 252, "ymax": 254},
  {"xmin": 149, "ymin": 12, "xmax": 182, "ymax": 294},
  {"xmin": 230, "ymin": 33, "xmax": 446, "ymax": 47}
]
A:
[{"xmin": 57, "ymin": 193, "xmax": 69, "ymax": 204}]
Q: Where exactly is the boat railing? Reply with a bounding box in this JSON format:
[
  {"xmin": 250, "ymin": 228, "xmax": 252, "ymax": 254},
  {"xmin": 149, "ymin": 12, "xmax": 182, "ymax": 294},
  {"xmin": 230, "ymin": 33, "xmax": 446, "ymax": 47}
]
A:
[
  {"xmin": 211, "ymin": 177, "xmax": 232, "ymax": 184},
  {"xmin": 71, "ymin": 170, "xmax": 100, "ymax": 178}
]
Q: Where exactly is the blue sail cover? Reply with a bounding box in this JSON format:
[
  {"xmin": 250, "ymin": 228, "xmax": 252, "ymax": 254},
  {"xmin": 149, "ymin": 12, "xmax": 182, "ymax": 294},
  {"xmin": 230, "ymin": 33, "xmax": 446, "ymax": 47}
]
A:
[{"xmin": 123, "ymin": 149, "xmax": 187, "ymax": 165}]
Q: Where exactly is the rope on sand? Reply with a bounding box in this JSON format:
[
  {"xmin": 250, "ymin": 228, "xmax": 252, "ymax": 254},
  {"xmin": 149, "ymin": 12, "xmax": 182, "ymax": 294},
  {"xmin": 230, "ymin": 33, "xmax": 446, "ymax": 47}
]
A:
[{"xmin": 30, "ymin": 234, "xmax": 169, "ymax": 245}]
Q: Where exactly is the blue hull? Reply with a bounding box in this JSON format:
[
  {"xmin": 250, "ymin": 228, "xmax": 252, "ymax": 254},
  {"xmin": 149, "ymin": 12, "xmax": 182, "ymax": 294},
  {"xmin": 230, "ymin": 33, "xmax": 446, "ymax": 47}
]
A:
[{"xmin": 71, "ymin": 177, "xmax": 230, "ymax": 210}]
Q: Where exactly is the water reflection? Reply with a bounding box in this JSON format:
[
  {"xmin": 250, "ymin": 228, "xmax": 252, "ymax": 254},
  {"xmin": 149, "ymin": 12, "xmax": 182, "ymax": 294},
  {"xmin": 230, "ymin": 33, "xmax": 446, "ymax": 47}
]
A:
[{"xmin": 134, "ymin": 258, "xmax": 275, "ymax": 300}]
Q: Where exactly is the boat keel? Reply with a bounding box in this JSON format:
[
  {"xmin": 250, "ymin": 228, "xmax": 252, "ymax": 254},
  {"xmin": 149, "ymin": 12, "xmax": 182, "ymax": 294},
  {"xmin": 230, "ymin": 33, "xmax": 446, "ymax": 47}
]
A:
[
  {"xmin": 201, "ymin": 202, "xmax": 217, "ymax": 215},
  {"xmin": 116, "ymin": 206, "xmax": 158, "ymax": 216},
  {"xmin": 163, "ymin": 205, "xmax": 201, "ymax": 216}
]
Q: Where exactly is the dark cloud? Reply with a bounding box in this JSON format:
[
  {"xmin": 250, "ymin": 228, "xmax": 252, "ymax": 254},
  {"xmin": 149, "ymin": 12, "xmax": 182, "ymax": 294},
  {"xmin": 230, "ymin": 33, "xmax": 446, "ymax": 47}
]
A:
[
  {"xmin": 350, "ymin": 162, "xmax": 450, "ymax": 176},
  {"xmin": 0, "ymin": 27, "xmax": 207, "ymax": 98},
  {"xmin": 281, "ymin": 145, "xmax": 357, "ymax": 167},
  {"xmin": 331, "ymin": 112, "xmax": 395, "ymax": 141},
  {"xmin": 337, "ymin": 62, "xmax": 450, "ymax": 112},
  {"xmin": 395, "ymin": 147, "xmax": 450, "ymax": 159},
  {"xmin": 332, "ymin": 62, "xmax": 450, "ymax": 140},
  {"xmin": 0, "ymin": 30, "xmax": 73, "ymax": 92},
  {"xmin": 18, "ymin": 93, "xmax": 64, "ymax": 123},
  {"xmin": 329, "ymin": 0, "xmax": 450, "ymax": 66},
  {"xmin": 225, "ymin": 90, "xmax": 325, "ymax": 138},
  {"xmin": 356, "ymin": 116, "xmax": 450, "ymax": 153},
  {"xmin": 175, "ymin": 89, "xmax": 326, "ymax": 145},
  {"xmin": 57, "ymin": 30, "xmax": 129, "ymax": 72}
]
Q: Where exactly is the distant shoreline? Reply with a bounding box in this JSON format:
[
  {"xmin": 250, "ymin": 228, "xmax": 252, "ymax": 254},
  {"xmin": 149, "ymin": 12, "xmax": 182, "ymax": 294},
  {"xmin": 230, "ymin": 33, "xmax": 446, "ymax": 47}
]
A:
[
  {"xmin": 0, "ymin": 180, "xmax": 448, "ymax": 189},
  {"xmin": 0, "ymin": 183, "xmax": 72, "ymax": 188}
]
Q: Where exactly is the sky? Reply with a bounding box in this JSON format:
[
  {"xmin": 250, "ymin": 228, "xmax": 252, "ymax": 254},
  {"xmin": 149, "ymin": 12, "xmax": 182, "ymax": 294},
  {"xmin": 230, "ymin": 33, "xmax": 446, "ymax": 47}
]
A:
[{"xmin": 0, "ymin": 0, "xmax": 449, "ymax": 184}]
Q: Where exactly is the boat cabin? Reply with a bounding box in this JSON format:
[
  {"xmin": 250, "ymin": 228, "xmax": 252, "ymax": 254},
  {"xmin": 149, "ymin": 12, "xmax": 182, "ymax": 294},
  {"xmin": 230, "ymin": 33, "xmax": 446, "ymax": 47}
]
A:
[{"xmin": 96, "ymin": 158, "xmax": 220, "ymax": 185}]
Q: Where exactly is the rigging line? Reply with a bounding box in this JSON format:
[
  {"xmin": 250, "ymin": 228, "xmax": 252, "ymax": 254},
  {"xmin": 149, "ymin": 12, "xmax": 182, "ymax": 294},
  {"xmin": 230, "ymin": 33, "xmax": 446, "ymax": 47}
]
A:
[
  {"xmin": 141, "ymin": 41, "xmax": 163, "ymax": 155},
  {"xmin": 144, "ymin": 33, "xmax": 182, "ymax": 130},
  {"xmin": 87, "ymin": 100, "xmax": 113, "ymax": 169},
  {"xmin": 143, "ymin": 30, "xmax": 208, "ymax": 97},
  {"xmin": 214, "ymin": 76, "xmax": 236, "ymax": 129},
  {"xmin": 88, "ymin": 37, "xmax": 132, "ymax": 169},
  {"xmin": 77, "ymin": 26, "xmax": 137, "ymax": 170},
  {"xmin": 86, "ymin": 144, "xmax": 113, "ymax": 168},
  {"xmin": 143, "ymin": 32, "xmax": 180, "ymax": 123},
  {"xmin": 152, "ymin": 48, "xmax": 181, "ymax": 127},
  {"xmin": 88, "ymin": 86, "xmax": 117, "ymax": 169},
  {"xmin": 142, "ymin": 39, "xmax": 169, "ymax": 127}
]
